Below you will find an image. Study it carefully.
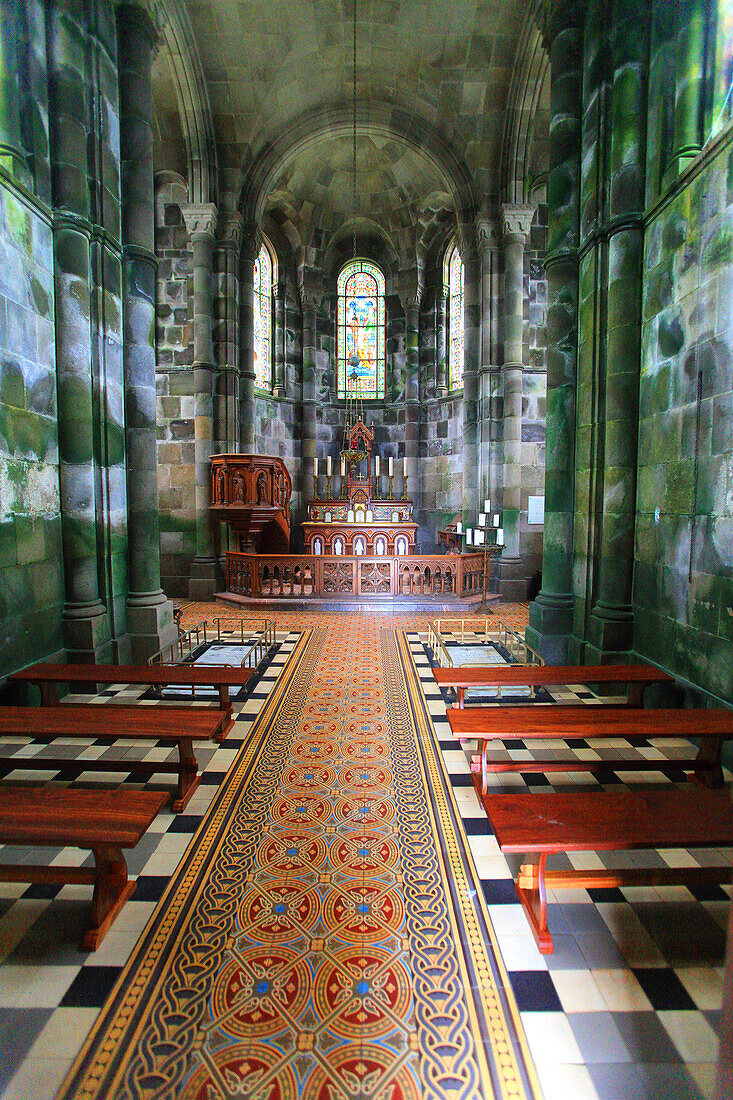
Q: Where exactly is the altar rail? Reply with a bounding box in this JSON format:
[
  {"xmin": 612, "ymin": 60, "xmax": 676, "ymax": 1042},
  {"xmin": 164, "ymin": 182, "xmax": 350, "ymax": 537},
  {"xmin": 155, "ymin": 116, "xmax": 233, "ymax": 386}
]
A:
[{"xmin": 225, "ymin": 552, "xmax": 489, "ymax": 600}]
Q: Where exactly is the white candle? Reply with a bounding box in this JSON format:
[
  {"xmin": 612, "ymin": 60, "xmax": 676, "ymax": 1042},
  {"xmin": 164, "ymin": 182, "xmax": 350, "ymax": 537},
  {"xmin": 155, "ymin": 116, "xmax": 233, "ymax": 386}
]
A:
[
  {"xmin": 403, "ymin": 457, "xmax": 407, "ymax": 476},
  {"xmin": 497, "ymin": 528, "xmax": 504, "ymax": 544},
  {"xmin": 466, "ymin": 528, "xmax": 473, "ymax": 546},
  {"xmin": 314, "ymin": 458, "xmax": 319, "ymax": 476},
  {"xmin": 388, "ymin": 457, "xmax": 394, "ymax": 477},
  {"xmin": 375, "ymin": 455, "xmax": 380, "ymax": 476},
  {"xmin": 476, "ymin": 529, "xmax": 485, "ymax": 545},
  {"xmin": 340, "ymin": 457, "xmax": 346, "ymax": 477},
  {"xmin": 326, "ymin": 455, "xmax": 332, "ymax": 476},
  {"xmin": 493, "ymin": 513, "xmax": 500, "ymax": 527},
  {"xmin": 484, "ymin": 498, "xmax": 491, "ymax": 513},
  {"xmin": 478, "ymin": 513, "xmax": 486, "ymax": 528},
  {"xmin": 456, "ymin": 521, "xmax": 463, "ymax": 535}
]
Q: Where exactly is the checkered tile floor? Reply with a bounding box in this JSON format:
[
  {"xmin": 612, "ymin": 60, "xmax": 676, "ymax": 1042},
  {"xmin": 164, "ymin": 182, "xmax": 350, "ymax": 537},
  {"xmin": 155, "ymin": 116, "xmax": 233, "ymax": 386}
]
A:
[
  {"xmin": 408, "ymin": 630, "xmax": 728, "ymax": 1100},
  {"xmin": 0, "ymin": 631, "xmax": 300, "ymax": 1100}
]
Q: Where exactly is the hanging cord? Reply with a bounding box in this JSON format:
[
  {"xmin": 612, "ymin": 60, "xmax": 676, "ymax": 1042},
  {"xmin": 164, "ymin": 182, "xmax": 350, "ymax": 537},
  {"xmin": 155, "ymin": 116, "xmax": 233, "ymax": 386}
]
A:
[
  {"xmin": 688, "ymin": 365, "xmax": 703, "ymax": 584},
  {"xmin": 352, "ymin": 0, "xmax": 357, "ymax": 259}
]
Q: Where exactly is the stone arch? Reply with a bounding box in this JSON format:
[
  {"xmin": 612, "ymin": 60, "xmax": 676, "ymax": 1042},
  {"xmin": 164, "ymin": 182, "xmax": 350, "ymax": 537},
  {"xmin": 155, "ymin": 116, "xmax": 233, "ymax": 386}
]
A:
[{"xmin": 500, "ymin": 12, "xmax": 550, "ymax": 205}]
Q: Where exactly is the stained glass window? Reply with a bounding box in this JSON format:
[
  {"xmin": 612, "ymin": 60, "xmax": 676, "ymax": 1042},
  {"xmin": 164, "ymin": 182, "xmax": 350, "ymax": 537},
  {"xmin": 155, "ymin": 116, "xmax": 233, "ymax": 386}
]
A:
[
  {"xmin": 254, "ymin": 242, "xmax": 273, "ymax": 391},
  {"xmin": 337, "ymin": 260, "xmax": 385, "ymax": 399},
  {"xmin": 447, "ymin": 244, "xmax": 464, "ymax": 389}
]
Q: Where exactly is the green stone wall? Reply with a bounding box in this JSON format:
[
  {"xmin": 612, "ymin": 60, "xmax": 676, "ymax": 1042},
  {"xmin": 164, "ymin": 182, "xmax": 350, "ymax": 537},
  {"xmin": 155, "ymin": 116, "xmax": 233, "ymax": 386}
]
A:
[
  {"xmin": 0, "ymin": 177, "xmax": 62, "ymax": 676},
  {"xmin": 636, "ymin": 130, "xmax": 733, "ymax": 703}
]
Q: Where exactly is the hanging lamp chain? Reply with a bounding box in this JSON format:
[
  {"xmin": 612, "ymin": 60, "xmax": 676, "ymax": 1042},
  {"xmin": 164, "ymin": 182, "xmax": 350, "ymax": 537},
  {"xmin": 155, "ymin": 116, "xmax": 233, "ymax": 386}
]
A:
[{"xmin": 352, "ymin": 0, "xmax": 357, "ymax": 259}]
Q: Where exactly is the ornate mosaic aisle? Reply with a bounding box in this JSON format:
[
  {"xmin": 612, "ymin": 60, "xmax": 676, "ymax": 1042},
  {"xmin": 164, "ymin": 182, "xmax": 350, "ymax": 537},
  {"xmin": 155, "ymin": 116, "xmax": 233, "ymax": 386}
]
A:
[{"xmin": 59, "ymin": 623, "xmax": 539, "ymax": 1100}]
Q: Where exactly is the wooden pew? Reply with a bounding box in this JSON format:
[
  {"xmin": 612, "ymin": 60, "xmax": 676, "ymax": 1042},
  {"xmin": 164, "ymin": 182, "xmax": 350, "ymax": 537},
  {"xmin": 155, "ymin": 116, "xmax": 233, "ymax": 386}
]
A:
[
  {"xmin": 448, "ymin": 706, "xmax": 733, "ymax": 793},
  {"xmin": 0, "ymin": 785, "xmax": 167, "ymax": 949},
  {"xmin": 9, "ymin": 663, "xmax": 254, "ymax": 739},
  {"xmin": 483, "ymin": 788, "xmax": 733, "ymax": 954},
  {"xmin": 433, "ymin": 663, "xmax": 674, "ymax": 709},
  {"xmin": 0, "ymin": 706, "xmax": 224, "ymax": 812}
]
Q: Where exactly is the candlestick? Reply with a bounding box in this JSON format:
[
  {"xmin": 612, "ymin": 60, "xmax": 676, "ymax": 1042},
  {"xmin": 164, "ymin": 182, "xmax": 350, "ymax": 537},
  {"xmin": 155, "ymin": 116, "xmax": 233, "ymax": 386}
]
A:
[
  {"xmin": 402, "ymin": 470, "xmax": 409, "ymax": 500},
  {"xmin": 326, "ymin": 472, "xmax": 333, "ymax": 499},
  {"xmin": 314, "ymin": 457, "xmax": 319, "ymax": 476},
  {"xmin": 313, "ymin": 473, "xmax": 318, "ymax": 500},
  {"xmin": 388, "ymin": 473, "xmax": 395, "ymax": 500},
  {"xmin": 403, "ymin": 457, "xmax": 407, "ymax": 477},
  {"xmin": 340, "ymin": 457, "xmax": 346, "ymax": 477},
  {"xmin": 375, "ymin": 455, "xmax": 380, "ymax": 476}
]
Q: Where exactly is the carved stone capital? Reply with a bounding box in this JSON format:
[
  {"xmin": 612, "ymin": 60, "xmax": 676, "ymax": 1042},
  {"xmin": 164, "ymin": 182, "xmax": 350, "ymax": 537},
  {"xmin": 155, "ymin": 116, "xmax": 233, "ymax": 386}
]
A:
[
  {"xmin": 240, "ymin": 222, "xmax": 262, "ymax": 265},
  {"xmin": 475, "ymin": 212, "xmax": 499, "ymax": 252},
  {"xmin": 218, "ymin": 212, "xmax": 243, "ymax": 251},
  {"xmin": 501, "ymin": 203, "xmax": 536, "ymax": 244},
  {"xmin": 116, "ymin": 3, "xmax": 158, "ymax": 49},
  {"xmin": 456, "ymin": 220, "xmax": 477, "ymax": 264},
  {"xmin": 298, "ymin": 270, "xmax": 323, "ymax": 312},
  {"xmin": 181, "ymin": 203, "xmax": 218, "ymax": 242},
  {"xmin": 398, "ymin": 275, "xmax": 423, "ymax": 313}
]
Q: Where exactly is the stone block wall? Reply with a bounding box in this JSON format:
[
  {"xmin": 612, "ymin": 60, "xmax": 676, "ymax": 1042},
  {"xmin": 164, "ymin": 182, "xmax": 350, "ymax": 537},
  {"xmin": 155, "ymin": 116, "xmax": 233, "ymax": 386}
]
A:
[
  {"xmin": 0, "ymin": 180, "xmax": 62, "ymax": 677},
  {"xmin": 636, "ymin": 132, "xmax": 733, "ymax": 703}
]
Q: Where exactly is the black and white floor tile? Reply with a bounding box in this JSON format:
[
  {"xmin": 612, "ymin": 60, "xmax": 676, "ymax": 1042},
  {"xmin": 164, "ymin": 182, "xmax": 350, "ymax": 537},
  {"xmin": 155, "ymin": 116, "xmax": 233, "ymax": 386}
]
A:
[
  {"xmin": 407, "ymin": 630, "xmax": 728, "ymax": 1100},
  {"xmin": 0, "ymin": 630, "xmax": 300, "ymax": 1099}
]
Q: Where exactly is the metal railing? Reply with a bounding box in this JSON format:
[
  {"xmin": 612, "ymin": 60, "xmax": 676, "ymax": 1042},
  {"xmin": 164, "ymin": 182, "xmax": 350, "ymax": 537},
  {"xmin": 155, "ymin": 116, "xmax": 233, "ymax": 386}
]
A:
[
  {"xmin": 427, "ymin": 618, "xmax": 544, "ymax": 669},
  {"xmin": 147, "ymin": 618, "xmax": 277, "ymax": 699}
]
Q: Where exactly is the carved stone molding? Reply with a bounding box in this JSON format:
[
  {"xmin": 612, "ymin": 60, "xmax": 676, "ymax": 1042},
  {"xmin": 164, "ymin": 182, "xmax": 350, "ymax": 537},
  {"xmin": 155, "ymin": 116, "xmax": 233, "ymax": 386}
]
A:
[
  {"xmin": 298, "ymin": 270, "xmax": 324, "ymax": 312},
  {"xmin": 240, "ymin": 222, "xmax": 262, "ymax": 266},
  {"xmin": 398, "ymin": 275, "xmax": 424, "ymax": 313},
  {"xmin": 500, "ymin": 203, "xmax": 536, "ymax": 243},
  {"xmin": 475, "ymin": 212, "xmax": 499, "ymax": 252},
  {"xmin": 218, "ymin": 212, "xmax": 243, "ymax": 252},
  {"xmin": 181, "ymin": 202, "xmax": 218, "ymax": 241}
]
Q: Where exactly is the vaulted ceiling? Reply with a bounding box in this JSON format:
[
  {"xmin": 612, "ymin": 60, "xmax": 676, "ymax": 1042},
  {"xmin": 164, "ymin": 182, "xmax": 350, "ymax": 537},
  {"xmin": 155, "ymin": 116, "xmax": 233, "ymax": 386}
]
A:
[{"xmin": 152, "ymin": 0, "xmax": 547, "ymax": 259}]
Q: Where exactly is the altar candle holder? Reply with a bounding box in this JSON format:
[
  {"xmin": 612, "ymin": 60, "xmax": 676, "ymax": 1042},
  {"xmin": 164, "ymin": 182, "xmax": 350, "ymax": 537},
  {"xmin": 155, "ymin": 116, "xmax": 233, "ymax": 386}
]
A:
[
  {"xmin": 402, "ymin": 472, "xmax": 409, "ymax": 501},
  {"xmin": 313, "ymin": 474, "xmax": 319, "ymax": 500},
  {"xmin": 326, "ymin": 473, "xmax": 333, "ymax": 500},
  {"xmin": 388, "ymin": 473, "xmax": 395, "ymax": 500}
]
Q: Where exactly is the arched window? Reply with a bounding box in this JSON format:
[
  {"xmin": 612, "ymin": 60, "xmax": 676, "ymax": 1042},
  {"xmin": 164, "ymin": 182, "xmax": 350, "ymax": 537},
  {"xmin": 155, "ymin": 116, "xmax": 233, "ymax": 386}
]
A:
[
  {"xmin": 445, "ymin": 243, "xmax": 464, "ymax": 389},
  {"xmin": 337, "ymin": 259, "xmax": 385, "ymax": 399},
  {"xmin": 254, "ymin": 240, "xmax": 274, "ymax": 391}
]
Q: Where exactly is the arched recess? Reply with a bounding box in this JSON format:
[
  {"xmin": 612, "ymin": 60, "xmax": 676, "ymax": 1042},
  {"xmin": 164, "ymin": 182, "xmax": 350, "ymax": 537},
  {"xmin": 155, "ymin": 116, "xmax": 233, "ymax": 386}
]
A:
[
  {"xmin": 500, "ymin": 11, "xmax": 550, "ymax": 205},
  {"xmin": 147, "ymin": 0, "xmax": 218, "ymax": 204},
  {"xmin": 238, "ymin": 102, "xmax": 477, "ymax": 234}
]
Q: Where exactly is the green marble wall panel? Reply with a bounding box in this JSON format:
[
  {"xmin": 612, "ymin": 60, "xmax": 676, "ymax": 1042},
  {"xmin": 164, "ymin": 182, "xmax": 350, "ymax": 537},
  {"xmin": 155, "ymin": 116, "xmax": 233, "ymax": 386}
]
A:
[
  {"xmin": 636, "ymin": 135, "xmax": 733, "ymax": 703},
  {"xmin": 0, "ymin": 178, "xmax": 62, "ymax": 676}
]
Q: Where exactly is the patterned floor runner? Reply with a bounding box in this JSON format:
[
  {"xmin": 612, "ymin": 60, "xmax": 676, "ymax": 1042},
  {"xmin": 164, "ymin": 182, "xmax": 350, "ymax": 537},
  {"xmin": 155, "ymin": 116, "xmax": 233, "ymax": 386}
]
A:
[{"xmin": 59, "ymin": 625, "xmax": 539, "ymax": 1100}]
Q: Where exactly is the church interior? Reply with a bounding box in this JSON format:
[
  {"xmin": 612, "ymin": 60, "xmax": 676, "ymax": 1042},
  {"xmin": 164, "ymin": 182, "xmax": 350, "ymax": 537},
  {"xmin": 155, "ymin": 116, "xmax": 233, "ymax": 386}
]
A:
[{"xmin": 1, "ymin": 0, "xmax": 733, "ymax": 1096}]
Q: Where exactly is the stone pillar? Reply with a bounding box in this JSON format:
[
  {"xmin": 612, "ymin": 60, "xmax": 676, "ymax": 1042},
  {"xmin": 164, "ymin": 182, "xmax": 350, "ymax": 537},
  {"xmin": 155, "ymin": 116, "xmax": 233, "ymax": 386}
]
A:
[
  {"xmin": 0, "ymin": 1, "xmax": 28, "ymax": 181},
  {"xmin": 459, "ymin": 225, "xmax": 480, "ymax": 518},
  {"xmin": 299, "ymin": 273, "xmax": 322, "ymax": 501},
  {"xmin": 239, "ymin": 223, "xmax": 259, "ymax": 452},
  {"xmin": 399, "ymin": 278, "xmax": 422, "ymax": 515},
  {"xmin": 526, "ymin": 9, "xmax": 583, "ymax": 664},
  {"xmin": 476, "ymin": 212, "xmax": 499, "ymax": 514},
  {"xmin": 118, "ymin": 3, "xmax": 177, "ymax": 660},
  {"xmin": 181, "ymin": 202, "xmax": 220, "ymax": 599},
  {"xmin": 498, "ymin": 203, "xmax": 535, "ymax": 600},
  {"xmin": 435, "ymin": 285, "xmax": 448, "ymax": 396},
  {"xmin": 585, "ymin": 0, "xmax": 648, "ymax": 663},
  {"xmin": 48, "ymin": 1, "xmax": 111, "ymax": 662},
  {"xmin": 216, "ymin": 212, "xmax": 242, "ymax": 451},
  {"xmin": 668, "ymin": 0, "xmax": 705, "ymax": 179},
  {"xmin": 273, "ymin": 279, "xmax": 286, "ymax": 397}
]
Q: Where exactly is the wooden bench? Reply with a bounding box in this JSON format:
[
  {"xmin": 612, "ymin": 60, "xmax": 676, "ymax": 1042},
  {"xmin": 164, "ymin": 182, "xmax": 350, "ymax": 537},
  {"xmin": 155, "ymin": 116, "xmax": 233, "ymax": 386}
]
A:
[
  {"xmin": 484, "ymin": 788, "xmax": 733, "ymax": 953},
  {"xmin": 0, "ymin": 785, "xmax": 167, "ymax": 949},
  {"xmin": 433, "ymin": 663, "xmax": 674, "ymax": 709},
  {"xmin": 448, "ymin": 706, "xmax": 733, "ymax": 794},
  {"xmin": 10, "ymin": 663, "xmax": 254, "ymax": 739},
  {"xmin": 0, "ymin": 706, "xmax": 224, "ymax": 812}
]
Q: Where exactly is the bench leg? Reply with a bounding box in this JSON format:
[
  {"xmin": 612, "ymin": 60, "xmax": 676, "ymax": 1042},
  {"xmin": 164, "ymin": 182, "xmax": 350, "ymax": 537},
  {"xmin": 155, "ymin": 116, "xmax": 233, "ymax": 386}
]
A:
[
  {"xmin": 84, "ymin": 845, "xmax": 135, "ymax": 951},
  {"xmin": 172, "ymin": 739, "xmax": 201, "ymax": 813},
  {"xmin": 516, "ymin": 853, "xmax": 553, "ymax": 954},
  {"xmin": 626, "ymin": 683, "xmax": 644, "ymax": 707},
  {"xmin": 216, "ymin": 686, "xmax": 233, "ymax": 741},
  {"xmin": 692, "ymin": 738, "xmax": 725, "ymax": 789},
  {"xmin": 39, "ymin": 682, "xmax": 58, "ymax": 707}
]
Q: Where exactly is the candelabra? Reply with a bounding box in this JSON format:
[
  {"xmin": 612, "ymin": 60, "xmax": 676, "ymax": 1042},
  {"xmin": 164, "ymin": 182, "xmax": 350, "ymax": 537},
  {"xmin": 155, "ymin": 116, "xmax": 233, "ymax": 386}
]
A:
[{"xmin": 459, "ymin": 499, "xmax": 504, "ymax": 613}]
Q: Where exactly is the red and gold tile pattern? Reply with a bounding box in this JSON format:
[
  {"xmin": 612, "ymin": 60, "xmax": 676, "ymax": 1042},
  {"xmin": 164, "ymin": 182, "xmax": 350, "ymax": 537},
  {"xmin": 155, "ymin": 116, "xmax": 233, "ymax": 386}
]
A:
[{"xmin": 60, "ymin": 620, "xmax": 539, "ymax": 1100}]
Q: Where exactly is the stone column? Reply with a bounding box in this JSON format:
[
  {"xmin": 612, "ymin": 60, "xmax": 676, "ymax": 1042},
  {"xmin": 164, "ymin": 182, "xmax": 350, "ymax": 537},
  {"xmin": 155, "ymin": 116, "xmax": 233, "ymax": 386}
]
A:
[
  {"xmin": 435, "ymin": 285, "xmax": 448, "ymax": 396},
  {"xmin": 476, "ymin": 212, "xmax": 499, "ymax": 515},
  {"xmin": 273, "ymin": 279, "xmax": 286, "ymax": 397},
  {"xmin": 0, "ymin": 1, "xmax": 28, "ymax": 181},
  {"xmin": 299, "ymin": 273, "xmax": 322, "ymax": 501},
  {"xmin": 181, "ymin": 202, "xmax": 220, "ymax": 599},
  {"xmin": 586, "ymin": 0, "xmax": 648, "ymax": 662},
  {"xmin": 399, "ymin": 278, "xmax": 423, "ymax": 515},
  {"xmin": 48, "ymin": 0, "xmax": 110, "ymax": 662},
  {"xmin": 118, "ymin": 3, "xmax": 177, "ymax": 661},
  {"xmin": 459, "ymin": 225, "xmax": 480, "ymax": 518},
  {"xmin": 239, "ymin": 223, "xmax": 260, "ymax": 452},
  {"xmin": 668, "ymin": 0, "xmax": 705, "ymax": 179},
  {"xmin": 498, "ymin": 203, "xmax": 535, "ymax": 600},
  {"xmin": 526, "ymin": 8, "xmax": 583, "ymax": 664},
  {"xmin": 216, "ymin": 212, "xmax": 242, "ymax": 451}
]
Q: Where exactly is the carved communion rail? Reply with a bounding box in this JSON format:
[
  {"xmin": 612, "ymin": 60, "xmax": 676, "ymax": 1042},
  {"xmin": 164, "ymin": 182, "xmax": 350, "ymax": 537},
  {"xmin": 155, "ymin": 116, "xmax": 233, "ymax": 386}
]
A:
[{"xmin": 225, "ymin": 552, "xmax": 490, "ymax": 600}]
